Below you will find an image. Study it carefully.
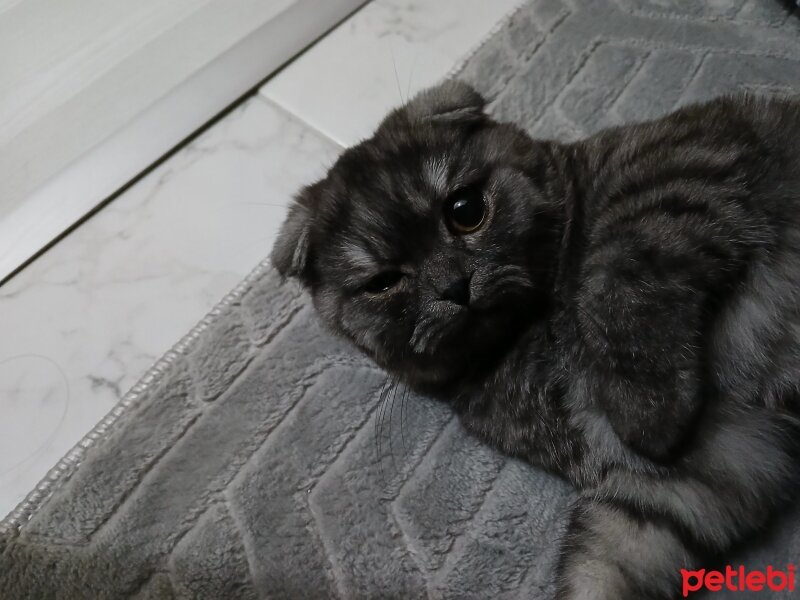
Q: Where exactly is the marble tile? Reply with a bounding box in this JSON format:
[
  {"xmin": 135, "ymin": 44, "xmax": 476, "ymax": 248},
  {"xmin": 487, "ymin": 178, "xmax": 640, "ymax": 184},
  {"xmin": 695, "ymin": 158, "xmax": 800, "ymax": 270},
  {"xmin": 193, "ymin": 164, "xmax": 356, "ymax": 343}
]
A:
[
  {"xmin": 0, "ymin": 96, "xmax": 340, "ymax": 517},
  {"xmin": 260, "ymin": 0, "xmax": 522, "ymax": 147}
]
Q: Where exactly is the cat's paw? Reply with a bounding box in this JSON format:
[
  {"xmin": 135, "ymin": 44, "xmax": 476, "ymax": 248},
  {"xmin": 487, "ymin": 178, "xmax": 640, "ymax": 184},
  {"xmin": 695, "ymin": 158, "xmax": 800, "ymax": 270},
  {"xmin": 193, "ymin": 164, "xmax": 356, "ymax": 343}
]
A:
[{"xmin": 555, "ymin": 560, "xmax": 636, "ymax": 600}]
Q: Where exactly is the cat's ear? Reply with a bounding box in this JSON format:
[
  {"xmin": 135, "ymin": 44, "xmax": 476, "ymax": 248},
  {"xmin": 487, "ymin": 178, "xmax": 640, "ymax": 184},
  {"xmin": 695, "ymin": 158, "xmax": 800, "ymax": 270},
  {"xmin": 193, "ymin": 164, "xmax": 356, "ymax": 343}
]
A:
[
  {"xmin": 271, "ymin": 183, "xmax": 319, "ymax": 284},
  {"xmin": 404, "ymin": 80, "xmax": 486, "ymax": 124}
]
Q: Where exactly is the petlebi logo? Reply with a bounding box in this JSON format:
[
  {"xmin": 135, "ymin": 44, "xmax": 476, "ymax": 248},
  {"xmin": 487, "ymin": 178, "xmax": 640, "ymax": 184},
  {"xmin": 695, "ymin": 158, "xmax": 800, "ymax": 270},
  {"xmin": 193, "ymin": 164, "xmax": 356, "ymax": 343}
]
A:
[{"xmin": 682, "ymin": 565, "xmax": 797, "ymax": 596}]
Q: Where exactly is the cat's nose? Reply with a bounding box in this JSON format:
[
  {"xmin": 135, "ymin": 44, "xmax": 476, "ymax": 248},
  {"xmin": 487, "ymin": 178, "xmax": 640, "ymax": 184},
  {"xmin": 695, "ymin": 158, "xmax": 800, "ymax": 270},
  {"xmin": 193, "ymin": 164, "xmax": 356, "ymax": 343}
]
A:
[{"xmin": 439, "ymin": 276, "xmax": 471, "ymax": 306}]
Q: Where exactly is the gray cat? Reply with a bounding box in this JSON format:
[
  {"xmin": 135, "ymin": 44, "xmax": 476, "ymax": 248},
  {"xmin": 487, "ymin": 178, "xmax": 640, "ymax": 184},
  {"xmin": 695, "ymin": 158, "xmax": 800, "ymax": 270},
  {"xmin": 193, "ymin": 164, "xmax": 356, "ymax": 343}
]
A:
[{"xmin": 272, "ymin": 80, "xmax": 800, "ymax": 599}]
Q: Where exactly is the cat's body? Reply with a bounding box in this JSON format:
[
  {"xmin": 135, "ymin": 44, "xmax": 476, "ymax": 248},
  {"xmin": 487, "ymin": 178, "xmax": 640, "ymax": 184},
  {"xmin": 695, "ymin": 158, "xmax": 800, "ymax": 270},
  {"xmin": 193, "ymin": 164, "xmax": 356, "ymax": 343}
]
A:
[
  {"xmin": 272, "ymin": 81, "xmax": 800, "ymax": 599},
  {"xmin": 457, "ymin": 94, "xmax": 800, "ymax": 482}
]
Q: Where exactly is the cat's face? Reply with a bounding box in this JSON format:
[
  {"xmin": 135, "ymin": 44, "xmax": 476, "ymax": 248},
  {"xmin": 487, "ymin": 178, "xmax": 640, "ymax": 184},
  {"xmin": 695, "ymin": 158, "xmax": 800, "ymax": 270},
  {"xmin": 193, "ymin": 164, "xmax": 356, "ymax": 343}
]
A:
[{"xmin": 272, "ymin": 81, "xmax": 560, "ymax": 389}]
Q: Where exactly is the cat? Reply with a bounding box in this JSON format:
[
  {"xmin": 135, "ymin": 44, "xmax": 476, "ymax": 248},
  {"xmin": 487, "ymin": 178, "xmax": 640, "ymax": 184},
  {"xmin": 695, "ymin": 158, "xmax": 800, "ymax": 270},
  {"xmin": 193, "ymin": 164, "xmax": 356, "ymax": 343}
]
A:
[{"xmin": 271, "ymin": 80, "xmax": 800, "ymax": 599}]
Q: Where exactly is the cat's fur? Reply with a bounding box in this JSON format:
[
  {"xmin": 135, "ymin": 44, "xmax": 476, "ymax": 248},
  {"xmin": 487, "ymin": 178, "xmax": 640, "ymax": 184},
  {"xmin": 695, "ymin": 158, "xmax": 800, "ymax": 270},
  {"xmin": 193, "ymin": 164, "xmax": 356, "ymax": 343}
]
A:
[{"xmin": 272, "ymin": 80, "xmax": 800, "ymax": 599}]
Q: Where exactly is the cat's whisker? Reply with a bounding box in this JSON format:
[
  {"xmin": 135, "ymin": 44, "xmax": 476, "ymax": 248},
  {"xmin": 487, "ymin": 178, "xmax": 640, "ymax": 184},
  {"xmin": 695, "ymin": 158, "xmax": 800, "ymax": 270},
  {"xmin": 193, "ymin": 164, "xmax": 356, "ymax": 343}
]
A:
[
  {"xmin": 374, "ymin": 378, "xmax": 387, "ymax": 481},
  {"xmin": 406, "ymin": 52, "xmax": 417, "ymax": 104},
  {"xmin": 400, "ymin": 384, "xmax": 409, "ymax": 454},
  {"xmin": 387, "ymin": 376, "xmax": 401, "ymax": 473},
  {"xmin": 390, "ymin": 47, "xmax": 405, "ymax": 106},
  {"xmin": 395, "ymin": 347, "xmax": 411, "ymax": 456},
  {"xmin": 234, "ymin": 201, "xmax": 289, "ymax": 208},
  {"xmin": 374, "ymin": 375, "xmax": 395, "ymax": 489}
]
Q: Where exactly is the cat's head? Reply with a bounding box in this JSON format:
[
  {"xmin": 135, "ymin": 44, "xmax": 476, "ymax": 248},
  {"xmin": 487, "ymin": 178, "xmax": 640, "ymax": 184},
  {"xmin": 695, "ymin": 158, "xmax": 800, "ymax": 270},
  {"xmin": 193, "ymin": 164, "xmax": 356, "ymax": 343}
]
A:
[{"xmin": 272, "ymin": 81, "xmax": 563, "ymax": 390}]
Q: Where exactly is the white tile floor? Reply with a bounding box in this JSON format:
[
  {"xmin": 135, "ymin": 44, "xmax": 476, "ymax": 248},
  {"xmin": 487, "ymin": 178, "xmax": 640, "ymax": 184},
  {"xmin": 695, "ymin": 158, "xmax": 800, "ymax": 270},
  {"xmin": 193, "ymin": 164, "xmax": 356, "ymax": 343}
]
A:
[{"xmin": 0, "ymin": 0, "xmax": 521, "ymax": 518}]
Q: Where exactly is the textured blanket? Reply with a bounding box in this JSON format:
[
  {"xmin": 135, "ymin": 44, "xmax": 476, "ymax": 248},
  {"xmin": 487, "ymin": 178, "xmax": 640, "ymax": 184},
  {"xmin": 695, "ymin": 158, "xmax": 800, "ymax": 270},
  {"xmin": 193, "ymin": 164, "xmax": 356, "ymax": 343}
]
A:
[{"xmin": 3, "ymin": 1, "xmax": 800, "ymax": 598}]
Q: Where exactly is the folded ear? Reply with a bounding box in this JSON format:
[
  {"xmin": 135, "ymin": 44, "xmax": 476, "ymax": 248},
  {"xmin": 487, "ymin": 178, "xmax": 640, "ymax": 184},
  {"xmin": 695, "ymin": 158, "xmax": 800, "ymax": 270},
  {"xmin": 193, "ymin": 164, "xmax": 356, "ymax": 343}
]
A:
[
  {"xmin": 270, "ymin": 183, "xmax": 318, "ymax": 283},
  {"xmin": 403, "ymin": 80, "xmax": 486, "ymax": 124}
]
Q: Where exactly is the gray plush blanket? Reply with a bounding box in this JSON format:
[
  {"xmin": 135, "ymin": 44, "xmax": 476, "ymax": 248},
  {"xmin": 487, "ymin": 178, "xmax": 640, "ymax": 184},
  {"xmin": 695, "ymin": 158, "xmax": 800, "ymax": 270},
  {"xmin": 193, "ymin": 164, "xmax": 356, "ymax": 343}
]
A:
[{"xmin": 3, "ymin": 1, "xmax": 800, "ymax": 598}]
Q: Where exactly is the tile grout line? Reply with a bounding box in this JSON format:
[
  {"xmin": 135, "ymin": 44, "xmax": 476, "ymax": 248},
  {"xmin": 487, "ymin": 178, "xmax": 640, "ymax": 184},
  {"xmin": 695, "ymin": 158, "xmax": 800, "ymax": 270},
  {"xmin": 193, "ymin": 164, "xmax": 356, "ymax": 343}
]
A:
[
  {"xmin": 258, "ymin": 0, "xmax": 533, "ymax": 153},
  {"xmin": 255, "ymin": 93, "xmax": 347, "ymax": 151}
]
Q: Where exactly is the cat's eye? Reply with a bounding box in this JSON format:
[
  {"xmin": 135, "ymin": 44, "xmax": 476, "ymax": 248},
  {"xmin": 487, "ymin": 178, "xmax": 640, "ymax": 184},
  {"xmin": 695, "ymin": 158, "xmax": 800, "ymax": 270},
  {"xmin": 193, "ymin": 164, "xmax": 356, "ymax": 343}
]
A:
[
  {"xmin": 363, "ymin": 271, "xmax": 404, "ymax": 294},
  {"xmin": 443, "ymin": 188, "xmax": 486, "ymax": 234}
]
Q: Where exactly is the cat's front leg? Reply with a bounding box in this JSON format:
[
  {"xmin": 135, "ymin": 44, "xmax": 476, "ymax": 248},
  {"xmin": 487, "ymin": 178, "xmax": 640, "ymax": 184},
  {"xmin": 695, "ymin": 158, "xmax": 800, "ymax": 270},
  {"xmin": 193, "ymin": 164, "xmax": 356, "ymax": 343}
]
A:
[
  {"xmin": 575, "ymin": 227, "xmax": 723, "ymax": 461},
  {"xmin": 577, "ymin": 276, "xmax": 705, "ymax": 461}
]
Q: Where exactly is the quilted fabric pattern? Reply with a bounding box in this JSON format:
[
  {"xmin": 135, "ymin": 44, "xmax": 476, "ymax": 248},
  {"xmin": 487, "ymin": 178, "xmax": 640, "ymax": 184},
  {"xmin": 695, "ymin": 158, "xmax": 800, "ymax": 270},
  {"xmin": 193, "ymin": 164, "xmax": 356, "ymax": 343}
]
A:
[{"xmin": 2, "ymin": 1, "xmax": 799, "ymax": 597}]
